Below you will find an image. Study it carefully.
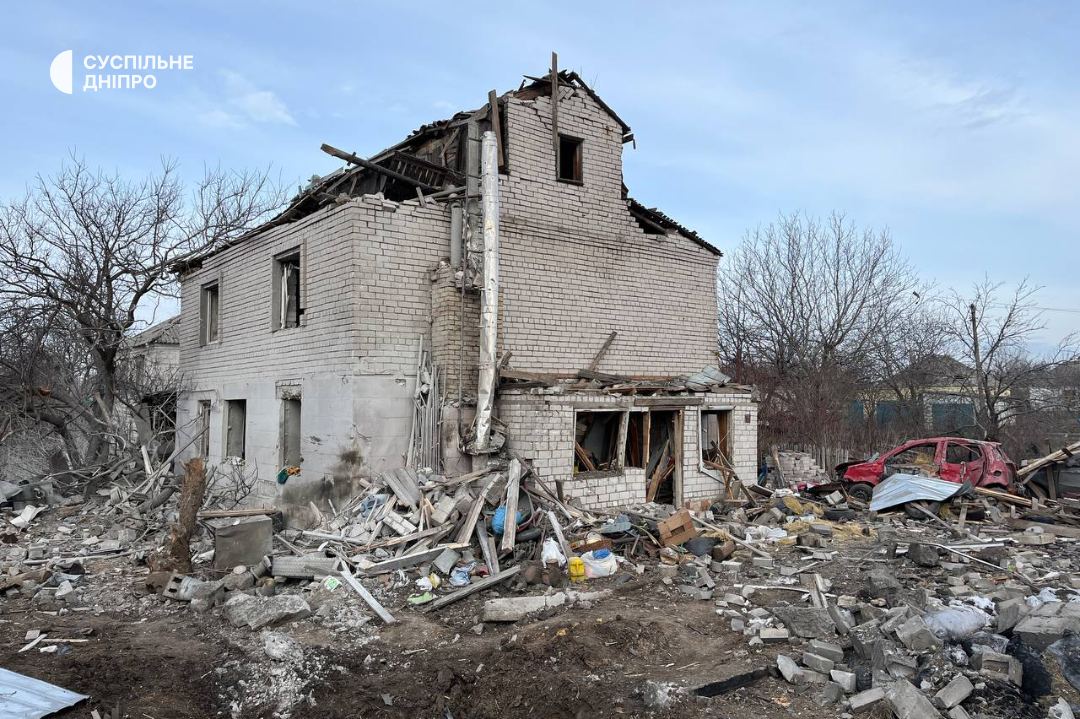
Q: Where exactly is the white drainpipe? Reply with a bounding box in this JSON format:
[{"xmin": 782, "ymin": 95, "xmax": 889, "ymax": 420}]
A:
[{"xmin": 474, "ymin": 130, "xmax": 500, "ymax": 451}]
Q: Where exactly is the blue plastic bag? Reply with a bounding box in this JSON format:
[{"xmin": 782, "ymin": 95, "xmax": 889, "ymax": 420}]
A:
[{"xmin": 492, "ymin": 505, "xmax": 523, "ymax": 535}]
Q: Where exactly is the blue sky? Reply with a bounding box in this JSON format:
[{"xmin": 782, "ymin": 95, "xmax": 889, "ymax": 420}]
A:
[{"xmin": 2, "ymin": 1, "xmax": 1077, "ymax": 342}]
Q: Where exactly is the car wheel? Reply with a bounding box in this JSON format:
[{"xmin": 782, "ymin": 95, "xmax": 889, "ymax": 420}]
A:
[
  {"xmin": 824, "ymin": 508, "xmax": 856, "ymax": 522},
  {"xmin": 847, "ymin": 483, "xmax": 873, "ymax": 504}
]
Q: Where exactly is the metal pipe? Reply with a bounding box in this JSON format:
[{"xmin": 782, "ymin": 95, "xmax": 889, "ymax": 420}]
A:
[
  {"xmin": 473, "ymin": 131, "xmax": 500, "ymax": 452},
  {"xmin": 449, "ymin": 203, "xmax": 463, "ymax": 269}
]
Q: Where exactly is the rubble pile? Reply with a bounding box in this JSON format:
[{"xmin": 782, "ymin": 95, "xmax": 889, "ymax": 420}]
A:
[{"xmin": 4, "ymin": 442, "xmax": 1080, "ymax": 717}]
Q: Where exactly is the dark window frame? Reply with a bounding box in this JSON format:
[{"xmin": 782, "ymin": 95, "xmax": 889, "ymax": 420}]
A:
[
  {"xmin": 557, "ymin": 134, "xmax": 583, "ymax": 184},
  {"xmin": 272, "ymin": 249, "xmax": 302, "ymax": 332},
  {"xmin": 199, "ymin": 281, "xmax": 220, "ymax": 345}
]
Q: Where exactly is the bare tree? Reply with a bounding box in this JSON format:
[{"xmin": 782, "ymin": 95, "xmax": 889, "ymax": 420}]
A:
[
  {"xmin": 0, "ymin": 155, "xmax": 281, "ymax": 476},
  {"xmin": 717, "ymin": 212, "xmax": 925, "ymax": 450},
  {"xmin": 941, "ymin": 277, "xmax": 1080, "ymax": 445}
]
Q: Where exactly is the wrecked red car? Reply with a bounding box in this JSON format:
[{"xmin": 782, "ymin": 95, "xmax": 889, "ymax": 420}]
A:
[{"xmin": 837, "ymin": 436, "xmax": 1016, "ymax": 503}]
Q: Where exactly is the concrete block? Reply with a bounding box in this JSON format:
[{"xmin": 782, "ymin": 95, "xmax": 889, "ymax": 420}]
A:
[
  {"xmin": 995, "ymin": 597, "xmax": 1028, "ymax": 632},
  {"xmin": 760, "ymin": 628, "xmax": 790, "ymax": 643},
  {"xmin": 933, "ymin": 675, "xmax": 973, "ymax": 709},
  {"xmin": 973, "ymin": 648, "xmax": 1023, "ymax": 686},
  {"xmin": 433, "ymin": 548, "xmax": 460, "ymax": 575},
  {"xmin": 849, "ymin": 687, "xmax": 886, "ymax": 714},
  {"xmin": 809, "ymin": 639, "xmax": 845, "ymax": 663},
  {"xmin": 830, "ymin": 669, "xmax": 857, "ymax": 692},
  {"xmin": 896, "ymin": 615, "xmax": 941, "ymax": 651},
  {"xmin": 1014, "ymin": 615, "xmax": 1078, "ymax": 651},
  {"xmin": 777, "ymin": 654, "xmax": 803, "ymax": 684},
  {"xmin": 887, "ymin": 678, "xmax": 942, "ymax": 719},
  {"xmin": 850, "ymin": 620, "xmax": 885, "ymax": 659},
  {"xmin": 802, "ymin": 652, "xmax": 835, "ymax": 674}
]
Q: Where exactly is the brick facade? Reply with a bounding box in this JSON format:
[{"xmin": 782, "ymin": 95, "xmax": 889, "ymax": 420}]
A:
[{"xmin": 175, "ymin": 76, "xmax": 756, "ymax": 512}]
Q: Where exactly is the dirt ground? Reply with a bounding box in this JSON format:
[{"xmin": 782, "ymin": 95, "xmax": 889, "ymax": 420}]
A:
[{"xmin": 0, "ymin": 542, "xmax": 877, "ymax": 719}]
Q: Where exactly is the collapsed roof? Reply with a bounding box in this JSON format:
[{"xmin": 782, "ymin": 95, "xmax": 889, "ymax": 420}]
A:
[{"xmin": 175, "ymin": 69, "xmax": 718, "ymax": 271}]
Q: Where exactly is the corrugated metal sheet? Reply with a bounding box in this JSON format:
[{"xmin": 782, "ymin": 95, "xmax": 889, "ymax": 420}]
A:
[
  {"xmin": 869, "ymin": 473, "xmax": 962, "ymax": 512},
  {"xmin": 0, "ymin": 668, "xmax": 87, "ymax": 719}
]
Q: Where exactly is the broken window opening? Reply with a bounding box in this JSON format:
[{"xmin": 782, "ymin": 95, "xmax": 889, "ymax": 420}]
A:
[
  {"xmin": 624, "ymin": 412, "xmax": 647, "ymax": 468},
  {"xmin": 885, "ymin": 442, "xmax": 938, "ymax": 476},
  {"xmin": 574, "ymin": 410, "xmax": 621, "ymax": 473},
  {"xmin": 558, "ymin": 135, "xmax": 583, "ymax": 183},
  {"xmin": 646, "ymin": 410, "xmax": 678, "ymax": 504},
  {"xmin": 282, "ymin": 397, "xmax": 302, "ymax": 468},
  {"xmin": 273, "ymin": 250, "xmax": 301, "ymax": 331},
  {"xmin": 225, "ymin": 399, "xmax": 247, "ymax": 461},
  {"xmin": 198, "ymin": 400, "xmax": 211, "ymax": 458},
  {"xmin": 200, "ymin": 282, "xmax": 220, "ymax": 345},
  {"xmin": 700, "ymin": 410, "xmax": 733, "ymax": 471}
]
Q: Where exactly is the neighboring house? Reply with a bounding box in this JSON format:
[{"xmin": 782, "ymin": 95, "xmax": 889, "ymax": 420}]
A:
[
  {"xmin": 172, "ymin": 67, "xmax": 757, "ymax": 513},
  {"xmin": 118, "ymin": 315, "xmax": 181, "ymax": 459},
  {"xmin": 853, "ymin": 355, "xmax": 992, "ymax": 439}
]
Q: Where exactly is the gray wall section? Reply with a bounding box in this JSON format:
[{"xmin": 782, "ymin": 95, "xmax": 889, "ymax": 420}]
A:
[{"xmin": 175, "ymin": 85, "xmax": 750, "ymax": 513}]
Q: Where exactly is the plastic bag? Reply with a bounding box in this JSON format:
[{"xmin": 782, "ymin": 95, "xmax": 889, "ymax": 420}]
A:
[
  {"xmin": 924, "ymin": 605, "xmax": 990, "ymax": 641},
  {"xmin": 581, "ymin": 549, "xmax": 617, "ymax": 578},
  {"xmin": 542, "ymin": 538, "xmax": 566, "ymax": 567},
  {"xmin": 492, "ymin": 505, "xmax": 523, "ymax": 535}
]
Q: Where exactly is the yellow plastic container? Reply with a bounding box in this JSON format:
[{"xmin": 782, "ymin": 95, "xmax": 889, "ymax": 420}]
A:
[{"xmin": 568, "ymin": 556, "xmax": 586, "ymax": 583}]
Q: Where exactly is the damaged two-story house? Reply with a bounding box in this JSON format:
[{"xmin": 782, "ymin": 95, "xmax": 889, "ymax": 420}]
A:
[{"xmin": 173, "ymin": 67, "xmax": 757, "ymax": 515}]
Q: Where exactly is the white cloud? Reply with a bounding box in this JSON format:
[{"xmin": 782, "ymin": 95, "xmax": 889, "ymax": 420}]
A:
[{"xmin": 198, "ymin": 70, "xmax": 296, "ymax": 128}]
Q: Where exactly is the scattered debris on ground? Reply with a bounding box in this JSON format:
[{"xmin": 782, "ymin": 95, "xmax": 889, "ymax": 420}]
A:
[{"xmin": 3, "ymin": 444, "xmax": 1080, "ymax": 718}]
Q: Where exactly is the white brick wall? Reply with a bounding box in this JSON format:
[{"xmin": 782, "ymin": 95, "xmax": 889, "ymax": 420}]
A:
[
  {"xmin": 174, "ymin": 82, "xmax": 749, "ymax": 511},
  {"xmin": 499, "ymin": 389, "xmax": 757, "ymax": 510}
]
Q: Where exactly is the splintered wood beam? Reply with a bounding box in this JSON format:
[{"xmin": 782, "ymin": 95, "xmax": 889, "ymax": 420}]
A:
[
  {"xmin": 488, "ymin": 90, "xmax": 506, "ymax": 170},
  {"xmin": 500, "ymin": 458, "xmax": 522, "ymax": 552},
  {"xmin": 587, "ymin": 331, "xmax": 618, "ymax": 371},
  {"xmin": 320, "ymin": 143, "xmax": 439, "ymax": 194},
  {"xmin": 550, "ymin": 51, "xmax": 559, "ymax": 160}
]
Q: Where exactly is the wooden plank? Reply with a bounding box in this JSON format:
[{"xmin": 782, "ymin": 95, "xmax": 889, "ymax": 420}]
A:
[
  {"xmin": 973, "ymin": 485, "xmax": 1032, "ymax": 507},
  {"xmin": 499, "ymin": 369, "xmax": 557, "ymax": 385},
  {"xmin": 198, "ymin": 507, "xmax": 278, "ymax": 519},
  {"xmin": 360, "ymin": 543, "xmax": 468, "ymax": 576},
  {"xmin": 1010, "ymin": 518, "xmax": 1080, "ymax": 539},
  {"xmin": 546, "ymin": 510, "xmax": 572, "ymax": 558},
  {"xmin": 550, "ymin": 52, "xmax": 559, "ymax": 158},
  {"xmin": 340, "ymin": 570, "xmax": 397, "ymax": 624},
  {"xmin": 456, "ymin": 473, "xmax": 500, "ymax": 544},
  {"xmin": 1018, "ymin": 440, "xmax": 1080, "ymax": 481},
  {"xmin": 476, "ymin": 520, "xmax": 498, "ymax": 574},
  {"xmin": 576, "ymin": 369, "xmax": 629, "ymax": 383},
  {"xmin": 488, "ymin": 90, "xmax": 505, "ymax": 170},
  {"xmin": 634, "ymin": 396, "xmax": 704, "ymax": 407},
  {"xmin": 575, "ymin": 442, "xmax": 597, "ymax": 472},
  {"xmin": 422, "ymin": 565, "xmax": 522, "ymax": 613},
  {"xmin": 500, "ymin": 459, "xmax": 522, "ymax": 551},
  {"xmin": 587, "ymin": 331, "xmax": 618, "ymax": 372}
]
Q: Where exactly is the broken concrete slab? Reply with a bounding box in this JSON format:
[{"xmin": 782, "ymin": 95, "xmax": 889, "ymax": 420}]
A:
[
  {"xmin": 830, "ymin": 669, "xmax": 856, "ymax": 692},
  {"xmin": 1013, "ymin": 615, "xmax": 1079, "ymax": 651},
  {"xmin": 759, "ymin": 627, "xmax": 790, "ymax": 643},
  {"xmin": 850, "ymin": 620, "xmax": 885, "ymax": 659},
  {"xmin": 802, "ymin": 652, "xmax": 835, "ymax": 674},
  {"xmin": 972, "ymin": 648, "xmax": 1023, "ymax": 686},
  {"xmin": 995, "ymin": 597, "xmax": 1029, "ymax": 632},
  {"xmin": 932, "ymin": 675, "xmax": 973, "ymax": 710},
  {"xmin": 849, "ymin": 686, "xmax": 886, "ymax": 714},
  {"xmin": 777, "ymin": 654, "xmax": 803, "ymax": 684},
  {"xmin": 896, "ymin": 615, "xmax": 942, "ymax": 652},
  {"xmin": 771, "ymin": 606, "xmax": 836, "ymax": 638},
  {"xmin": 906, "ymin": 543, "xmax": 940, "ymax": 567},
  {"xmin": 887, "ymin": 678, "xmax": 943, "ymax": 719},
  {"xmin": 223, "ymin": 593, "xmax": 311, "ymax": 630},
  {"xmin": 808, "ymin": 639, "xmax": 845, "ymax": 663},
  {"xmin": 482, "ymin": 590, "xmax": 611, "ymax": 622}
]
